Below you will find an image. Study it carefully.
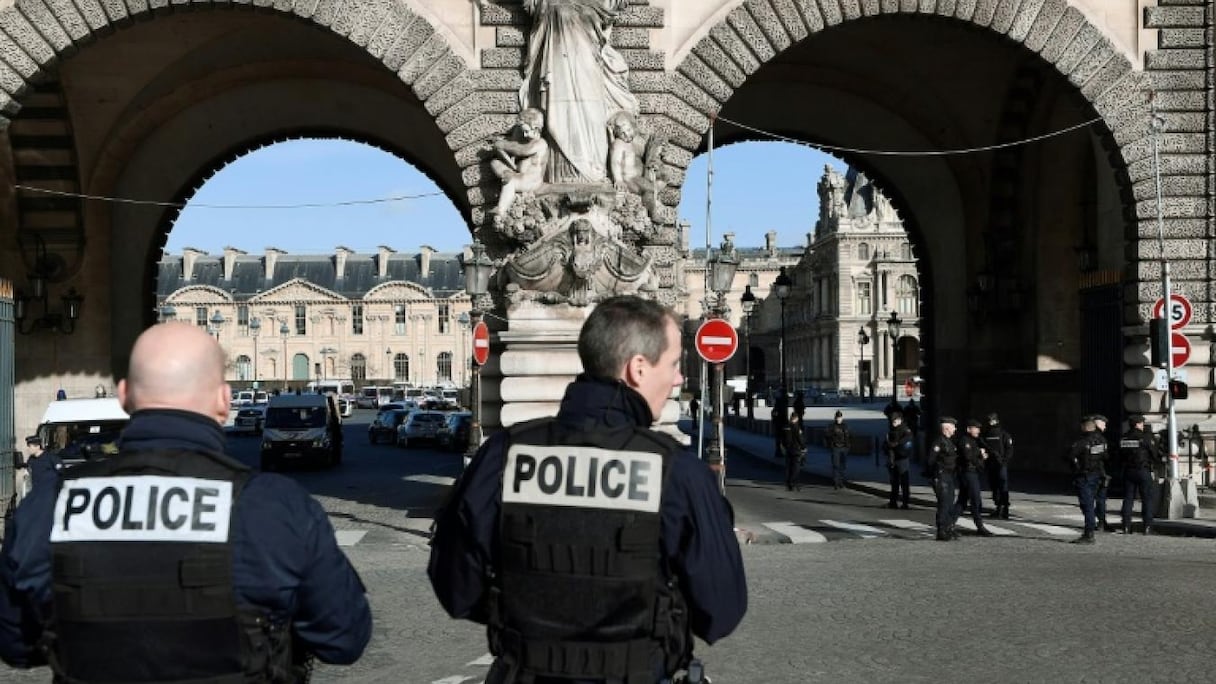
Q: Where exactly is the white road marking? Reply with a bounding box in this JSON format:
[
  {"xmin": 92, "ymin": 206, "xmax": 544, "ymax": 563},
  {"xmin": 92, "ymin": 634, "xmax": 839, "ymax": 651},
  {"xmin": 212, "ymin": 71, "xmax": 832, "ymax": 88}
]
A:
[
  {"xmin": 405, "ymin": 474, "xmax": 457, "ymax": 486},
  {"xmin": 954, "ymin": 519, "xmax": 1018, "ymax": 536},
  {"xmin": 334, "ymin": 530, "xmax": 367, "ymax": 547},
  {"xmin": 1054, "ymin": 513, "xmax": 1087, "ymax": 522},
  {"xmin": 431, "ymin": 677, "xmax": 477, "ymax": 684},
  {"xmin": 467, "ymin": 654, "xmax": 494, "ymax": 666},
  {"xmin": 879, "ymin": 519, "xmax": 934, "ymax": 532},
  {"xmin": 821, "ymin": 520, "xmax": 888, "ymax": 539},
  {"xmin": 1012, "ymin": 521, "xmax": 1078, "ymax": 536},
  {"xmin": 762, "ymin": 522, "xmax": 828, "ymax": 543}
]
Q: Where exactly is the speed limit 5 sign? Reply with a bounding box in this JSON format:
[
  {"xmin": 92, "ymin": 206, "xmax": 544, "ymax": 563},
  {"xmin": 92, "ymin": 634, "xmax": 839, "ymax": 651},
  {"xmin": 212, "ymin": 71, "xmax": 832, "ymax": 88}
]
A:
[{"xmin": 1152, "ymin": 294, "xmax": 1192, "ymax": 330}]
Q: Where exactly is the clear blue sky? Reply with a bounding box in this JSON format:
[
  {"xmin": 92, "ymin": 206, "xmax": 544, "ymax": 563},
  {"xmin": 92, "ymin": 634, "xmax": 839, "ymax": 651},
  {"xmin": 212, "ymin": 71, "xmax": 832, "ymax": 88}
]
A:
[{"xmin": 166, "ymin": 138, "xmax": 846, "ymax": 254}]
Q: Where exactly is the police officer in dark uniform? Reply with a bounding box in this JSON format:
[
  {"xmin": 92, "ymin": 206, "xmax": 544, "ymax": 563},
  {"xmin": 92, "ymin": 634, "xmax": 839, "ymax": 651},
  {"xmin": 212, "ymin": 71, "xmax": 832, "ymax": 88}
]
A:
[
  {"xmin": 1090, "ymin": 414, "xmax": 1116, "ymax": 532},
  {"xmin": 1119, "ymin": 414, "xmax": 1162, "ymax": 535},
  {"xmin": 924, "ymin": 417, "xmax": 961, "ymax": 541},
  {"xmin": 952, "ymin": 419, "xmax": 996, "ymax": 537},
  {"xmin": 824, "ymin": 410, "xmax": 850, "ymax": 490},
  {"xmin": 428, "ymin": 296, "xmax": 747, "ymax": 684},
  {"xmin": 981, "ymin": 413, "xmax": 1014, "ymax": 519},
  {"xmin": 1065, "ymin": 414, "xmax": 1109, "ymax": 544},
  {"xmin": 884, "ymin": 412, "xmax": 913, "ymax": 509},
  {"xmin": 0, "ymin": 323, "xmax": 371, "ymax": 680},
  {"xmin": 781, "ymin": 412, "xmax": 806, "ymax": 491}
]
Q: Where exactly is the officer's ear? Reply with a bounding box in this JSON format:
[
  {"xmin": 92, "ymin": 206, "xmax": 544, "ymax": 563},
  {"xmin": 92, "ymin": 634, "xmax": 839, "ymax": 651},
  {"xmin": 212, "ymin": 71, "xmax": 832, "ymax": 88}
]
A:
[{"xmin": 622, "ymin": 353, "xmax": 646, "ymax": 389}]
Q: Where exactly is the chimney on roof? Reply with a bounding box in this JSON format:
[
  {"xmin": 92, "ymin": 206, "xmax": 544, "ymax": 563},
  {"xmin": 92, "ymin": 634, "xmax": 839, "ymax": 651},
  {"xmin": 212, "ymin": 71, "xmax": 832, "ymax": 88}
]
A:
[
  {"xmin": 335, "ymin": 246, "xmax": 354, "ymax": 280},
  {"xmin": 182, "ymin": 247, "xmax": 207, "ymax": 281},
  {"xmin": 264, "ymin": 248, "xmax": 286, "ymax": 281},
  {"xmin": 223, "ymin": 246, "xmax": 245, "ymax": 281},
  {"xmin": 678, "ymin": 220, "xmax": 690, "ymax": 253},
  {"xmin": 378, "ymin": 245, "xmax": 395, "ymax": 279},
  {"xmin": 765, "ymin": 231, "xmax": 777, "ymax": 257},
  {"xmin": 419, "ymin": 245, "xmax": 435, "ymax": 279}
]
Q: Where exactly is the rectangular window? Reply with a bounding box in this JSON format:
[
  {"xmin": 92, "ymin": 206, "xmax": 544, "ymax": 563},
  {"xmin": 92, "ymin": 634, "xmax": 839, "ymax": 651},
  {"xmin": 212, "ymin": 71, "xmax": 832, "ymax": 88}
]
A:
[
  {"xmin": 237, "ymin": 304, "xmax": 249, "ymax": 336},
  {"xmin": 196, "ymin": 307, "xmax": 207, "ymax": 328},
  {"xmin": 394, "ymin": 305, "xmax": 407, "ymax": 336},
  {"xmin": 352, "ymin": 303, "xmax": 364, "ymax": 335},
  {"xmin": 295, "ymin": 305, "xmax": 307, "ymax": 335},
  {"xmin": 857, "ymin": 282, "xmax": 872, "ymax": 316},
  {"xmin": 438, "ymin": 303, "xmax": 450, "ymax": 334}
]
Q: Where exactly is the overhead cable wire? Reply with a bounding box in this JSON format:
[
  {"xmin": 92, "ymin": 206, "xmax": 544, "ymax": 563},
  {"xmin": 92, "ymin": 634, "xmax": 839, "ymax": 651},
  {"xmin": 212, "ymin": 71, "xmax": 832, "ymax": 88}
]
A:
[
  {"xmin": 714, "ymin": 115, "xmax": 1106, "ymax": 156},
  {"xmin": 12, "ymin": 184, "xmax": 446, "ymax": 209}
]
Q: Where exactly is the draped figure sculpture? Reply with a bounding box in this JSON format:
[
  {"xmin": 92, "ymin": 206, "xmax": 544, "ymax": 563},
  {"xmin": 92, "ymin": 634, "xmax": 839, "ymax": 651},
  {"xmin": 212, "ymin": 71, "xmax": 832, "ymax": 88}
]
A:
[{"xmin": 519, "ymin": 0, "xmax": 639, "ymax": 184}]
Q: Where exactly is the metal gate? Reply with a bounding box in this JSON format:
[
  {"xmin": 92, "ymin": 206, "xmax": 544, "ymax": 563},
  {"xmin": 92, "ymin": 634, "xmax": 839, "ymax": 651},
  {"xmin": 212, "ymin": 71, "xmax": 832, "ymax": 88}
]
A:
[
  {"xmin": 1079, "ymin": 280, "xmax": 1124, "ymax": 429},
  {"xmin": 0, "ymin": 278, "xmax": 16, "ymax": 509}
]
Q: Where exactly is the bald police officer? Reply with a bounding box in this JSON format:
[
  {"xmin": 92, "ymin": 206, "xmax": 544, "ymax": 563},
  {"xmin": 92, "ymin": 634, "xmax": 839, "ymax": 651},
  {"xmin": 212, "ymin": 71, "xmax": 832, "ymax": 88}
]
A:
[
  {"xmin": 0, "ymin": 323, "xmax": 371, "ymax": 681},
  {"xmin": 1065, "ymin": 414, "xmax": 1109, "ymax": 544},
  {"xmin": 429, "ymin": 295, "xmax": 747, "ymax": 684}
]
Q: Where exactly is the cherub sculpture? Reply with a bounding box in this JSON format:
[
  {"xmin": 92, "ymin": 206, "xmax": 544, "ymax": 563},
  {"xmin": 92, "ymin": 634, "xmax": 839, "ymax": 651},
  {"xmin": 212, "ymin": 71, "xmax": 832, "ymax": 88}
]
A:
[
  {"xmin": 607, "ymin": 110, "xmax": 664, "ymax": 219},
  {"xmin": 489, "ymin": 108, "xmax": 550, "ymax": 222}
]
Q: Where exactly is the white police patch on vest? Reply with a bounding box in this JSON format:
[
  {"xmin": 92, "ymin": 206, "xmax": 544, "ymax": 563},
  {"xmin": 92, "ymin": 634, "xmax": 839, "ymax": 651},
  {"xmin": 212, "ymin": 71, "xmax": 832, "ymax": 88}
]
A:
[
  {"xmin": 50, "ymin": 476, "xmax": 233, "ymax": 543},
  {"xmin": 503, "ymin": 445, "xmax": 662, "ymax": 513}
]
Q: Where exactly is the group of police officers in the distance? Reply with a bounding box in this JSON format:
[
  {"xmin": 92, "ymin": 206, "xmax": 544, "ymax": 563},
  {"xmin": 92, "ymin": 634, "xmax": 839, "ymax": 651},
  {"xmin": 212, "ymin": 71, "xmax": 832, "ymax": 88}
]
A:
[
  {"xmin": 1066, "ymin": 413, "xmax": 1163, "ymax": 543},
  {"xmin": 921, "ymin": 413, "xmax": 1014, "ymax": 541},
  {"xmin": 0, "ymin": 295, "xmax": 748, "ymax": 684}
]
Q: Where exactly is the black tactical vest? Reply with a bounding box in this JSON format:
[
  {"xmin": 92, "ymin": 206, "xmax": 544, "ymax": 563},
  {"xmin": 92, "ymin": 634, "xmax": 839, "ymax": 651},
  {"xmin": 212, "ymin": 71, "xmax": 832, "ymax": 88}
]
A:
[
  {"xmin": 44, "ymin": 449, "xmax": 293, "ymax": 683},
  {"xmin": 981, "ymin": 428, "xmax": 1009, "ymax": 464},
  {"xmin": 928, "ymin": 436, "xmax": 959, "ymax": 474},
  {"xmin": 1120, "ymin": 430, "xmax": 1155, "ymax": 470},
  {"xmin": 489, "ymin": 419, "xmax": 690, "ymax": 684},
  {"xmin": 1081, "ymin": 432, "xmax": 1108, "ymax": 473}
]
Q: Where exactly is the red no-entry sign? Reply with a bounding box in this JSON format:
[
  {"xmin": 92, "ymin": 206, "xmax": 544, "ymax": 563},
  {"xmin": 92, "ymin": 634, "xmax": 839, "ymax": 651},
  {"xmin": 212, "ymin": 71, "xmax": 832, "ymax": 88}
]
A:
[
  {"xmin": 472, "ymin": 321, "xmax": 490, "ymax": 366},
  {"xmin": 695, "ymin": 318, "xmax": 738, "ymax": 364},
  {"xmin": 1171, "ymin": 332, "xmax": 1191, "ymax": 368}
]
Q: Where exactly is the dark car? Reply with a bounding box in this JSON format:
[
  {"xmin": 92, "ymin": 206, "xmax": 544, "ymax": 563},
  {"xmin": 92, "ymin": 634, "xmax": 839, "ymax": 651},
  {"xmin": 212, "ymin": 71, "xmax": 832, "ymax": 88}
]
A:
[
  {"xmin": 259, "ymin": 394, "xmax": 342, "ymax": 471},
  {"xmin": 436, "ymin": 412, "xmax": 473, "ymax": 452},
  {"xmin": 233, "ymin": 404, "xmax": 267, "ymax": 435},
  {"xmin": 369, "ymin": 409, "xmax": 410, "ymax": 444},
  {"xmin": 396, "ymin": 410, "xmax": 446, "ymax": 448}
]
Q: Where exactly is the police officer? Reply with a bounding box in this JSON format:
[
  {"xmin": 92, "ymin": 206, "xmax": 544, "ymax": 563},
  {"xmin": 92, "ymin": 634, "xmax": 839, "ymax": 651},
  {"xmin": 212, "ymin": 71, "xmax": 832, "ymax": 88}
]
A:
[
  {"xmin": 428, "ymin": 296, "xmax": 747, "ymax": 684},
  {"xmin": 1064, "ymin": 414, "xmax": 1109, "ymax": 544},
  {"xmin": 924, "ymin": 417, "xmax": 961, "ymax": 541},
  {"xmin": 952, "ymin": 419, "xmax": 996, "ymax": 537},
  {"xmin": 884, "ymin": 412, "xmax": 913, "ymax": 509},
  {"xmin": 782, "ymin": 411, "xmax": 806, "ymax": 491},
  {"xmin": 824, "ymin": 410, "xmax": 850, "ymax": 490},
  {"xmin": 1091, "ymin": 414, "xmax": 1116, "ymax": 532},
  {"xmin": 0, "ymin": 323, "xmax": 371, "ymax": 680},
  {"xmin": 1119, "ymin": 414, "xmax": 1162, "ymax": 535},
  {"xmin": 981, "ymin": 413, "xmax": 1014, "ymax": 519}
]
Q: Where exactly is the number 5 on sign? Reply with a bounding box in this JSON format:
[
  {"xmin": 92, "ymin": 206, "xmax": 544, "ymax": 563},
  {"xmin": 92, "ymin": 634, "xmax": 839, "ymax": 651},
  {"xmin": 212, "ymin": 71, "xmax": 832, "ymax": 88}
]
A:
[{"xmin": 1152, "ymin": 294, "xmax": 1192, "ymax": 330}]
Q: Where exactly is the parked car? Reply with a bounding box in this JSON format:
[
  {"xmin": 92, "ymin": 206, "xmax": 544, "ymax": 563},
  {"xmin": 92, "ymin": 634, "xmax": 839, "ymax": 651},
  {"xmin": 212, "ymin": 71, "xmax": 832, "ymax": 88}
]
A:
[
  {"xmin": 232, "ymin": 403, "xmax": 268, "ymax": 435},
  {"xmin": 396, "ymin": 410, "xmax": 446, "ymax": 448},
  {"xmin": 436, "ymin": 412, "xmax": 473, "ymax": 451},
  {"xmin": 368, "ymin": 409, "xmax": 410, "ymax": 444}
]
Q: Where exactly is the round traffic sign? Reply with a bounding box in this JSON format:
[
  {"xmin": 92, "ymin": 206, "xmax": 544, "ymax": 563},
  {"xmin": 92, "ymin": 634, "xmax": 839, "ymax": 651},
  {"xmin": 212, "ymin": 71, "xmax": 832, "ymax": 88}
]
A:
[
  {"xmin": 695, "ymin": 318, "xmax": 738, "ymax": 364},
  {"xmin": 1153, "ymin": 294, "xmax": 1192, "ymax": 330},
  {"xmin": 472, "ymin": 321, "xmax": 490, "ymax": 366},
  {"xmin": 1170, "ymin": 332, "xmax": 1191, "ymax": 368}
]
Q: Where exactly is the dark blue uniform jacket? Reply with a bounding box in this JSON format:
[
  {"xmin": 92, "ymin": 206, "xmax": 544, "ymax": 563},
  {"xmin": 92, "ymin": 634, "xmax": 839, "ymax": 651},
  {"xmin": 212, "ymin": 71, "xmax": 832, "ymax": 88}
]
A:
[
  {"xmin": 0, "ymin": 409, "xmax": 372, "ymax": 669},
  {"xmin": 428, "ymin": 376, "xmax": 748, "ymax": 645}
]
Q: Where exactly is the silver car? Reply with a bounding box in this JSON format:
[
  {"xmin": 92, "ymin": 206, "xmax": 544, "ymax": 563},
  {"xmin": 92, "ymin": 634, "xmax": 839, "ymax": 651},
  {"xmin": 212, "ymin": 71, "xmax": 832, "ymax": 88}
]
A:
[{"xmin": 396, "ymin": 410, "xmax": 446, "ymax": 448}]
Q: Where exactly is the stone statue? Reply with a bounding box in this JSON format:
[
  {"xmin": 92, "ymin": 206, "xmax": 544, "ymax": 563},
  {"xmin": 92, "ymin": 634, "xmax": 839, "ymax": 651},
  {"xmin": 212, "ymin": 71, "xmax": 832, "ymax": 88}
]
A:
[
  {"xmin": 519, "ymin": 0, "xmax": 638, "ymax": 184},
  {"xmin": 489, "ymin": 108, "xmax": 550, "ymax": 223},
  {"xmin": 607, "ymin": 110, "xmax": 666, "ymax": 220}
]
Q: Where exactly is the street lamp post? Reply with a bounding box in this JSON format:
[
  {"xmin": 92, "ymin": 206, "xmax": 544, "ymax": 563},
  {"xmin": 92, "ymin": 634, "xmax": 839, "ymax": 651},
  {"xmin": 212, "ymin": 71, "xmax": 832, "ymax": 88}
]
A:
[
  {"xmin": 887, "ymin": 310, "xmax": 902, "ymax": 406},
  {"xmin": 159, "ymin": 305, "xmax": 176, "ymax": 323},
  {"xmin": 385, "ymin": 348, "xmax": 393, "ymax": 383},
  {"xmin": 463, "ymin": 240, "xmax": 494, "ymax": 461},
  {"xmin": 250, "ymin": 317, "xmax": 261, "ymax": 388},
  {"xmin": 857, "ymin": 326, "xmax": 870, "ymax": 401},
  {"xmin": 704, "ymin": 241, "xmax": 739, "ymax": 494},
  {"xmin": 740, "ymin": 285, "xmax": 756, "ymax": 424},
  {"xmin": 773, "ymin": 267, "xmax": 792, "ymax": 393},
  {"xmin": 279, "ymin": 322, "xmax": 290, "ymax": 390},
  {"xmin": 457, "ymin": 312, "xmax": 471, "ymax": 389},
  {"xmin": 209, "ymin": 310, "xmax": 225, "ymax": 341}
]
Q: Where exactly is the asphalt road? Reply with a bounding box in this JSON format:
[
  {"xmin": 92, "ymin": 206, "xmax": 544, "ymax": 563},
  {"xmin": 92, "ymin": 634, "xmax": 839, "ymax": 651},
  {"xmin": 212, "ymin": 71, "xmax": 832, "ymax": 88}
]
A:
[{"xmin": 5, "ymin": 410, "xmax": 1215, "ymax": 683}]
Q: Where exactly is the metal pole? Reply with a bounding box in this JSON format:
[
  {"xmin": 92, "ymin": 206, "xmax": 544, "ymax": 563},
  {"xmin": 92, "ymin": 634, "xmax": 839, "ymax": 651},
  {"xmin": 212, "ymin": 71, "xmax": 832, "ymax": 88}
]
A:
[
  {"xmin": 709, "ymin": 360, "xmax": 725, "ymax": 494},
  {"xmin": 1151, "ymin": 96, "xmax": 1179, "ymax": 482},
  {"xmin": 891, "ymin": 337, "xmax": 898, "ymax": 402},
  {"xmin": 744, "ymin": 319, "xmax": 753, "ymax": 423},
  {"xmin": 779, "ymin": 300, "xmax": 787, "ymax": 391},
  {"xmin": 859, "ymin": 342, "xmax": 864, "ymax": 400},
  {"xmin": 465, "ymin": 310, "xmax": 484, "ymax": 461}
]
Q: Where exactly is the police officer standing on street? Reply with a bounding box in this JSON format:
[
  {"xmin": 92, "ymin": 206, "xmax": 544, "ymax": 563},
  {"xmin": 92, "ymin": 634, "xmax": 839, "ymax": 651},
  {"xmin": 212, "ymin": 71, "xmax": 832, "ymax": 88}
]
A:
[
  {"xmin": 1091, "ymin": 414, "xmax": 1116, "ymax": 532},
  {"xmin": 1065, "ymin": 414, "xmax": 1110, "ymax": 544},
  {"xmin": 952, "ymin": 419, "xmax": 996, "ymax": 537},
  {"xmin": 0, "ymin": 323, "xmax": 371, "ymax": 681},
  {"xmin": 884, "ymin": 412, "xmax": 913, "ymax": 509},
  {"xmin": 981, "ymin": 413, "xmax": 1014, "ymax": 519},
  {"xmin": 428, "ymin": 295, "xmax": 747, "ymax": 684},
  {"xmin": 824, "ymin": 410, "xmax": 851, "ymax": 490},
  {"xmin": 924, "ymin": 417, "xmax": 961, "ymax": 542},
  {"xmin": 1119, "ymin": 414, "xmax": 1162, "ymax": 535}
]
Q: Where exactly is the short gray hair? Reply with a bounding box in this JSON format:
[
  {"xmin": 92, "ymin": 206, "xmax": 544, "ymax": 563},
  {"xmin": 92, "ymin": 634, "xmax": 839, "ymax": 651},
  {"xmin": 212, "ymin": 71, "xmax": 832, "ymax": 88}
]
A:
[{"xmin": 578, "ymin": 296, "xmax": 677, "ymax": 380}]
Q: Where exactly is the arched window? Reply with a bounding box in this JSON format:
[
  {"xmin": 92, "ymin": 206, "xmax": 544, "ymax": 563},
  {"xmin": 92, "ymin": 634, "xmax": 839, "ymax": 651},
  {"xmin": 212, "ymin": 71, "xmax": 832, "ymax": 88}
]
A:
[
  {"xmin": 896, "ymin": 275, "xmax": 919, "ymax": 315},
  {"xmin": 351, "ymin": 354, "xmax": 366, "ymax": 383},
  {"xmin": 394, "ymin": 353, "xmax": 410, "ymax": 382},
  {"xmin": 437, "ymin": 352, "xmax": 453, "ymax": 382},
  {"xmin": 235, "ymin": 355, "xmax": 252, "ymax": 381},
  {"xmin": 857, "ymin": 243, "xmax": 870, "ymax": 261},
  {"xmin": 292, "ymin": 353, "xmax": 310, "ymax": 381}
]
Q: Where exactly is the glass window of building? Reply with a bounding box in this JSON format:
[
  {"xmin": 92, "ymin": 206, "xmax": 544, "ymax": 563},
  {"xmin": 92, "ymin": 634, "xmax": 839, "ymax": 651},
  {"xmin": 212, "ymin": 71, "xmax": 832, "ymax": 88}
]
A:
[
  {"xmin": 897, "ymin": 275, "xmax": 918, "ymax": 315},
  {"xmin": 394, "ymin": 353, "xmax": 410, "ymax": 382},
  {"xmin": 437, "ymin": 352, "xmax": 452, "ymax": 382},
  {"xmin": 394, "ymin": 304, "xmax": 407, "ymax": 335},
  {"xmin": 235, "ymin": 355, "xmax": 252, "ymax": 381},
  {"xmin": 351, "ymin": 353, "xmax": 366, "ymax": 384},
  {"xmin": 438, "ymin": 303, "xmax": 450, "ymax": 334},
  {"xmin": 195, "ymin": 307, "xmax": 207, "ymax": 327},
  {"xmin": 857, "ymin": 281, "xmax": 872, "ymax": 315},
  {"xmin": 237, "ymin": 305, "xmax": 249, "ymax": 336},
  {"xmin": 352, "ymin": 303, "xmax": 364, "ymax": 335},
  {"xmin": 294, "ymin": 305, "xmax": 307, "ymax": 335},
  {"xmin": 292, "ymin": 353, "xmax": 310, "ymax": 380},
  {"xmin": 857, "ymin": 243, "xmax": 870, "ymax": 261}
]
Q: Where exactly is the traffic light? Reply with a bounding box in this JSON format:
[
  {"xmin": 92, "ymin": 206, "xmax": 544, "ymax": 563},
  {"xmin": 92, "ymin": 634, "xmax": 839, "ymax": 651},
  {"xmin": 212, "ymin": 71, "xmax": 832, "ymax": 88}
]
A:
[
  {"xmin": 1169, "ymin": 379, "xmax": 1188, "ymax": 400},
  {"xmin": 1149, "ymin": 318, "xmax": 1170, "ymax": 367}
]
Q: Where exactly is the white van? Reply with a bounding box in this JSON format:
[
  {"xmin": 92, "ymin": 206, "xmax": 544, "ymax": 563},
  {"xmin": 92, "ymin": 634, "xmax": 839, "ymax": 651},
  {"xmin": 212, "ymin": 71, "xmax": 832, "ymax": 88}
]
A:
[{"xmin": 33, "ymin": 398, "xmax": 130, "ymax": 466}]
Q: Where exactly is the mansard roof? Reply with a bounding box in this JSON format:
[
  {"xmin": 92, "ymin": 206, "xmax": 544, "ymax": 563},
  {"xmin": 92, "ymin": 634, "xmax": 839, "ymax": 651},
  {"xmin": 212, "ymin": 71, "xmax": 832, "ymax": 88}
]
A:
[{"xmin": 156, "ymin": 250, "xmax": 467, "ymax": 300}]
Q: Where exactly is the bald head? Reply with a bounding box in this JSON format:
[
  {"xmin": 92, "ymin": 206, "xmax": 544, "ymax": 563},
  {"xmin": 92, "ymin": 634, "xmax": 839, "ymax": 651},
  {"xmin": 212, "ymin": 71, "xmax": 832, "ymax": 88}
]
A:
[{"xmin": 118, "ymin": 322, "xmax": 230, "ymax": 424}]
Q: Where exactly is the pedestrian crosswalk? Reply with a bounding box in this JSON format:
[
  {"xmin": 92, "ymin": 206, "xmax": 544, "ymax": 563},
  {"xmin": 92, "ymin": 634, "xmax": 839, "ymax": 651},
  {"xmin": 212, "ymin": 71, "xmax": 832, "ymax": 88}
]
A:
[{"xmin": 756, "ymin": 517, "xmax": 1083, "ymax": 543}]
